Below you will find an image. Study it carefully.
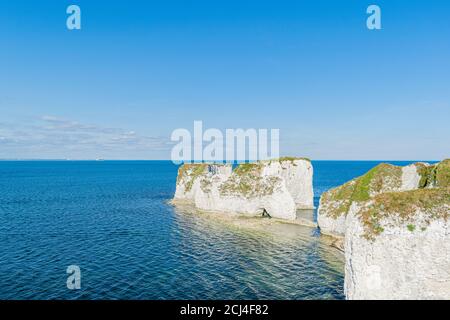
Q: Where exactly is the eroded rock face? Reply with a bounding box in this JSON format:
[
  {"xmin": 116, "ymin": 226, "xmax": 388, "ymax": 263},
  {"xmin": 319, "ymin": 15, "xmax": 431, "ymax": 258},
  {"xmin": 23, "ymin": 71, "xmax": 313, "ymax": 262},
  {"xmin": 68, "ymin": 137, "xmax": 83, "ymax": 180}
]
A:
[
  {"xmin": 174, "ymin": 163, "xmax": 232, "ymax": 201},
  {"xmin": 317, "ymin": 159, "xmax": 450, "ymax": 299},
  {"xmin": 173, "ymin": 158, "xmax": 314, "ymax": 220},
  {"xmin": 263, "ymin": 159, "xmax": 314, "ymax": 209},
  {"xmin": 344, "ymin": 188, "xmax": 450, "ymax": 300},
  {"xmin": 318, "ymin": 163, "xmax": 424, "ymax": 237}
]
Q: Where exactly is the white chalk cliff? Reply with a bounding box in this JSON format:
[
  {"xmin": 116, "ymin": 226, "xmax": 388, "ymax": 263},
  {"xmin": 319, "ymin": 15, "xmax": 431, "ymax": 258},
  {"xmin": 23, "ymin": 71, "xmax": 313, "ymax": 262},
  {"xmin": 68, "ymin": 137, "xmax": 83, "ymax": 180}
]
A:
[
  {"xmin": 173, "ymin": 158, "xmax": 314, "ymax": 220},
  {"xmin": 317, "ymin": 163, "xmax": 426, "ymax": 237},
  {"xmin": 318, "ymin": 160, "xmax": 450, "ymax": 299},
  {"xmin": 345, "ymin": 200, "xmax": 450, "ymax": 300}
]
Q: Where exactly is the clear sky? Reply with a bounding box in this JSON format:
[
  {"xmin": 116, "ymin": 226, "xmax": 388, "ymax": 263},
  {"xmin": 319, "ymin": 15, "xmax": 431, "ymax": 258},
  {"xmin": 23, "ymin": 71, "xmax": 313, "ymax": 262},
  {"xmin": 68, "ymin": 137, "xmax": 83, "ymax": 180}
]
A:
[{"xmin": 0, "ymin": 0, "xmax": 449, "ymax": 160}]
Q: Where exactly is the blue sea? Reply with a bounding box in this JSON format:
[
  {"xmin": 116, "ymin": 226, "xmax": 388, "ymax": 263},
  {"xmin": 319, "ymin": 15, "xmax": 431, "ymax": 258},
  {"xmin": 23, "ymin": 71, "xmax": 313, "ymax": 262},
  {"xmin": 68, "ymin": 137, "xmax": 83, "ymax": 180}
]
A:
[{"xmin": 0, "ymin": 160, "xmax": 425, "ymax": 300}]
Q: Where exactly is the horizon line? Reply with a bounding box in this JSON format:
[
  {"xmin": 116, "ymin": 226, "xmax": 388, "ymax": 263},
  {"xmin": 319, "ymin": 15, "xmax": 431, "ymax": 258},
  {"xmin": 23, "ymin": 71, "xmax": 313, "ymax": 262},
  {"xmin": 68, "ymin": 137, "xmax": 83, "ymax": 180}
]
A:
[{"xmin": 0, "ymin": 159, "xmax": 443, "ymax": 162}]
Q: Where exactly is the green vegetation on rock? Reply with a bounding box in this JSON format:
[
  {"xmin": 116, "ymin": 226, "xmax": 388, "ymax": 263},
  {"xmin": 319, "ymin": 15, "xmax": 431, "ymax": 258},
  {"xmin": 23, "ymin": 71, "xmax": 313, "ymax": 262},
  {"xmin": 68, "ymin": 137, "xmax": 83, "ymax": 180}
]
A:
[
  {"xmin": 358, "ymin": 187, "xmax": 449, "ymax": 240},
  {"xmin": 417, "ymin": 159, "xmax": 450, "ymax": 188},
  {"xmin": 320, "ymin": 180, "xmax": 356, "ymax": 218},
  {"xmin": 275, "ymin": 156, "xmax": 311, "ymax": 163},
  {"xmin": 177, "ymin": 164, "xmax": 208, "ymax": 192},
  {"xmin": 217, "ymin": 157, "xmax": 308, "ymax": 198},
  {"xmin": 321, "ymin": 163, "xmax": 402, "ymax": 218},
  {"xmin": 321, "ymin": 160, "xmax": 450, "ymax": 239},
  {"xmin": 436, "ymin": 159, "xmax": 450, "ymax": 187},
  {"xmin": 177, "ymin": 157, "xmax": 308, "ymax": 198},
  {"xmin": 417, "ymin": 163, "xmax": 436, "ymax": 188},
  {"xmin": 234, "ymin": 163, "xmax": 262, "ymax": 176},
  {"xmin": 219, "ymin": 162, "xmax": 279, "ymax": 198},
  {"xmin": 352, "ymin": 164, "xmax": 402, "ymax": 201},
  {"xmin": 249, "ymin": 157, "xmax": 311, "ymax": 166}
]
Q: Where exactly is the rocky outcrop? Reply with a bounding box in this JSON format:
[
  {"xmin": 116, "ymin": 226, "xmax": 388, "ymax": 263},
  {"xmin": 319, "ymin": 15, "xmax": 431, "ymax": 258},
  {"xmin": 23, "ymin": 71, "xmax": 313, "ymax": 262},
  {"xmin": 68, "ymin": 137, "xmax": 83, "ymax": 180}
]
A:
[
  {"xmin": 173, "ymin": 158, "xmax": 314, "ymax": 220},
  {"xmin": 345, "ymin": 187, "xmax": 450, "ymax": 299},
  {"xmin": 318, "ymin": 159, "xmax": 450, "ymax": 299},
  {"xmin": 318, "ymin": 162, "xmax": 426, "ymax": 237}
]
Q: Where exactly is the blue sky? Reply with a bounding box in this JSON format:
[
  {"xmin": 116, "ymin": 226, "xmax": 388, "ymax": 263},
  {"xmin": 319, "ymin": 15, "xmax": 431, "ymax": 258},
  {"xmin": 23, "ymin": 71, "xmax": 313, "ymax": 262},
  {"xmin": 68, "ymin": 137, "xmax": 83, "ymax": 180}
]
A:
[{"xmin": 0, "ymin": 0, "xmax": 449, "ymax": 160}]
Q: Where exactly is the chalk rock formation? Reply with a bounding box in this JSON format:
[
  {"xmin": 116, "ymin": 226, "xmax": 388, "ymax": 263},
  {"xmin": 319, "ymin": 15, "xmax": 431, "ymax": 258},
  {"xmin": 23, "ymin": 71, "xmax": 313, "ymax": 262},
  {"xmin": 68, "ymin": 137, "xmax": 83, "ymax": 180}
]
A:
[
  {"xmin": 318, "ymin": 162, "xmax": 425, "ymax": 237},
  {"xmin": 345, "ymin": 187, "xmax": 450, "ymax": 299},
  {"xmin": 261, "ymin": 158, "xmax": 314, "ymax": 209},
  {"xmin": 173, "ymin": 158, "xmax": 314, "ymax": 220},
  {"xmin": 318, "ymin": 159, "xmax": 450, "ymax": 299}
]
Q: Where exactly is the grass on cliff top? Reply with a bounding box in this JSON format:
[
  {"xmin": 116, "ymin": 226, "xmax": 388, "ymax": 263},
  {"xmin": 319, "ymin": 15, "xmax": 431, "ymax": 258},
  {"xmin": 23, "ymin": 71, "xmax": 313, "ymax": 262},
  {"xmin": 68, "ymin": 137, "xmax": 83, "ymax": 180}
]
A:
[
  {"xmin": 232, "ymin": 157, "xmax": 310, "ymax": 176},
  {"xmin": 322, "ymin": 163, "xmax": 403, "ymax": 218},
  {"xmin": 177, "ymin": 157, "xmax": 307, "ymax": 196},
  {"xmin": 233, "ymin": 162, "xmax": 263, "ymax": 176},
  {"xmin": 177, "ymin": 163, "xmax": 208, "ymax": 191},
  {"xmin": 275, "ymin": 156, "xmax": 311, "ymax": 162},
  {"xmin": 259, "ymin": 157, "xmax": 311, "ymax": 165},
  {"xmin": 358, "ymin": 187, "xmax": 450, "ymax": 240},
  {"xmin": 327, "ymin": 163, "xmax": 402, "ymax": 201},
  {"xmin": 437, "ymin": 159, "xmax": 450, "ymax": 186},
  {"xmin": 417, "ymin": 159, "xmax": 450, "ymax": 188},
  {"xmin": 321, "ymin": 159, "xmax": 450, "ymax": 239},
  {"xmin": 353, "ymin": 163, "xmax": 402, "ymax": 201}
]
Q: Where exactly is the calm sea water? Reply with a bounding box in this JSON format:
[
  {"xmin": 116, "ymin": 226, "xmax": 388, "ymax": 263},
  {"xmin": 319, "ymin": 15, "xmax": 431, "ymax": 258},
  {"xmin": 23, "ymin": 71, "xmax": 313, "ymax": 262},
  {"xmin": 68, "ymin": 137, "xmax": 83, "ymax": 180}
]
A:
[{"xmin": 0, "ymin": 160, "xmax": 423, "ymax": 300}]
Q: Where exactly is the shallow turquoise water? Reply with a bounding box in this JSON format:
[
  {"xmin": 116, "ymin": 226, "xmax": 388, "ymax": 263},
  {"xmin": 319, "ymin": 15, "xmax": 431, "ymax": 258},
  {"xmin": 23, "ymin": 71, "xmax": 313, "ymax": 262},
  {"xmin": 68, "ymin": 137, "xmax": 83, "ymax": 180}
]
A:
[{"xmin": 0, "ymin": 160, "xmax": 424, "ymax": 299}]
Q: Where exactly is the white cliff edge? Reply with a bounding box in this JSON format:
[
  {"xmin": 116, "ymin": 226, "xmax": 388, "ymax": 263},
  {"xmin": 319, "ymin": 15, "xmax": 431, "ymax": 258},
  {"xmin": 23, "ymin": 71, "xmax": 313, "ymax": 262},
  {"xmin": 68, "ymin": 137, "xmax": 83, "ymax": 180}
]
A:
[
  {"xmin": 173, "ymin": 158, "xmax": 314, "ymax": 220},
  {"xmin": 317, "ymin": 163, "xmax": 424, "ymax": 237},
  {"xmin": 318, "ymin": 159, "xmax": 450, "ymax": 299}
]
